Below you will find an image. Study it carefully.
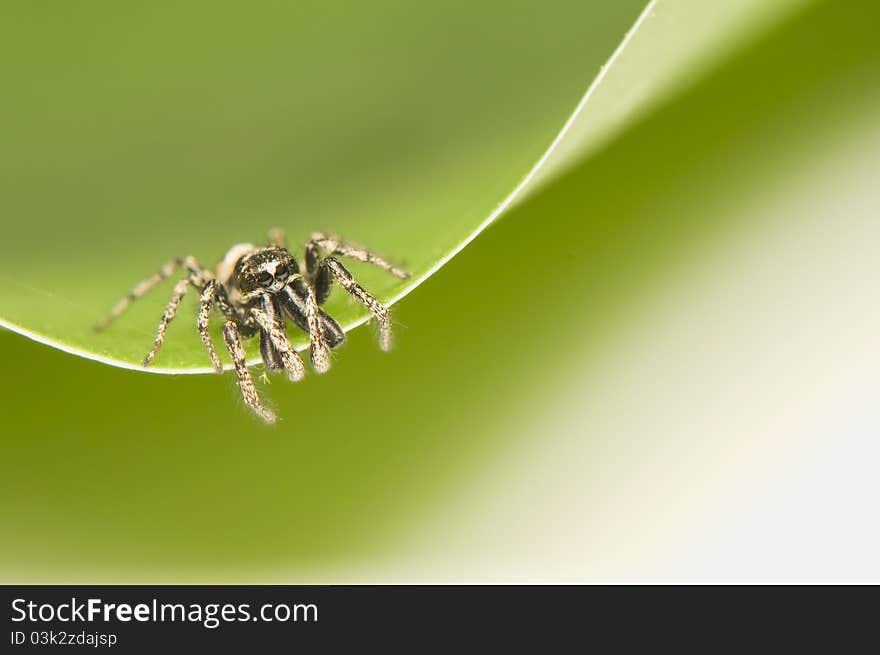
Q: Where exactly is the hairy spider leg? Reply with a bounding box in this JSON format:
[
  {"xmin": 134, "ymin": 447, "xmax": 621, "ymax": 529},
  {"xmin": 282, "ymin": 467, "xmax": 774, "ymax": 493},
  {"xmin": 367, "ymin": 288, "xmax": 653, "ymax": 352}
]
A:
[
  {"xmin": 251, "ymin": 302, "xmax": 306, "ymax": 382},
  {"xmin": 197, "ymin": 280, "xmax": 224, "ymax": 372},
  {"xmin": 321, "ymin": 257, "xmax": 394, "ymax": 351},
  {"xmin": 94, "ymin": 256, "xmax": 208, "ymax": 331},
  {"xmin": 222, "ymin": 320, "xmax": 275, "ymax": 423},
  {"xmin": 299, "ymin": 277, "xmax": 331, "ymax": 373},
  {"xmin": 199, "ymin": 279, "xmax": 254, "ymax": 373},
  {"xmin": 306, "ymin": 232, "xmax": 410, "ymax": 281},
  {"xmin": 266, "ymin": 228, "xmax": 287, "ymax": 249},
  {"xmin": 142, "ymin": 272, "xmax": 207, "ymax": 367}
]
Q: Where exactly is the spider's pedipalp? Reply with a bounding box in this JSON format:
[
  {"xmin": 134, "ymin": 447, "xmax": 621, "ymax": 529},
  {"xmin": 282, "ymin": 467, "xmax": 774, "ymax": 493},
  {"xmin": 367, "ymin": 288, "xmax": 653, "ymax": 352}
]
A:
[
  {"xmin": 222, "ymin": 320, "xmax": 275, "ymax": 424},
  {"xmin": 256, "ymin": 295, "xmax": 284, "ymax": 373},
  {"xmin": 259, "ymin": 328, "xmax": 284, "ymax": 373},
  {"xmin": 251, "ymin": 303, "xmax": 306, "ymax": 382}
]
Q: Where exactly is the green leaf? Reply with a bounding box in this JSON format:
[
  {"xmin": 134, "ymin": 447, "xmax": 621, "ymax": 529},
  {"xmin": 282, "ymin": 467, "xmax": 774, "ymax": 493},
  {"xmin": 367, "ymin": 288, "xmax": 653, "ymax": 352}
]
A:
[
  {"xmin": 3, "ymin": 0, "xmax": 873, "ymax": 581},
  {"xmin": 0, "ymin": 0, "xmax": 808, "ymax": 372}
]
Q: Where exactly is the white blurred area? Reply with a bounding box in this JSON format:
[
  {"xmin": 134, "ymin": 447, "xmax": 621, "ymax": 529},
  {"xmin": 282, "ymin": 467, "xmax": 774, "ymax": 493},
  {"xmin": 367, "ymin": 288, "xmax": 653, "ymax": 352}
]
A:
[{"xmin": 353, "ymin": 102, "xmax": 880, "ymax": 583}]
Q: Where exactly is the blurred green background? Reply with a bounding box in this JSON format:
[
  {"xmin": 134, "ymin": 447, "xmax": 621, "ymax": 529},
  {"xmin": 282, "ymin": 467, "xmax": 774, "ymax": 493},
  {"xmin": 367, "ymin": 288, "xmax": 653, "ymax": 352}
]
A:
[{"xmin": 2, "ymin": 0, "xmax": 879, "ymax": 581}]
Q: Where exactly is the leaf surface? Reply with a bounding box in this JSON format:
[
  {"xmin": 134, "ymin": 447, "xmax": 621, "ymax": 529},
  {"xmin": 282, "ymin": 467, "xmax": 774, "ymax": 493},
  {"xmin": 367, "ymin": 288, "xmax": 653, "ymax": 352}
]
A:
[{"xmin": 0, "ymin": 0, "xmax": 808, "ymax": 371}]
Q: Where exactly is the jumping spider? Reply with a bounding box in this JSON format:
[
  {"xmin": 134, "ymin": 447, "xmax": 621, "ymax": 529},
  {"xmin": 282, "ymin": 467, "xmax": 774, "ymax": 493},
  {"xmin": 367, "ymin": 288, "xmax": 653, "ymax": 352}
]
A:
[{"xmin": 96, "ymin": 230, "xmax": 409, "ymax": 423}]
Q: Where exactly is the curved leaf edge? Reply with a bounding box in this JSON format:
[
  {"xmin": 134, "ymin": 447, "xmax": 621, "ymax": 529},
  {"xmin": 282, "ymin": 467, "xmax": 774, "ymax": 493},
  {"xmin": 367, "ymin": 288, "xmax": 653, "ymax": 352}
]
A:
[{"xmin": 0, "ymin": 0, "xmax": 660, "ymax": 375}]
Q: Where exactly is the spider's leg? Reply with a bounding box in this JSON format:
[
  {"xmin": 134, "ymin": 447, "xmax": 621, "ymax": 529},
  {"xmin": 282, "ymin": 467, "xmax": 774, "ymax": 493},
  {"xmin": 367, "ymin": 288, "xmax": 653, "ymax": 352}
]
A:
[
  {"xmin": 267, "ymin": 228, "xmax": 287, "ymax": 249},
  {"xmin": 259, "ymin": 328, "xmax": 284, "ymax": 374},
  {"xmin": 242, "ymin": 295, "xmax": 283, "ymax": 374},
  {"xmin": 303, "ymin": 281, "xmax": 331, "ymax": 373},
  {"xmin": 281, "ymin": 279, "xmax": 331, "ymax": 373},
  {"xmin": 307, "ymin": 232, "xmax": 410, "ymax": 280},
  {"xmin": 143, "ymin": 274, "xmax": 201, "ymax": 367},
  {"xmin": 252, "ymin": 293, "xmax": 305, "ymax": 379},
  {"xmin": 222, "ymin": 320, "xmax": 275, "ymax": 424},
  {"xmin": 95, "ymin": 256, "xmax": 207, "ymax": 331},
  {"xmin": 251, "ymin": 305, "xmax": 306, "ymax": 382},
  {"xmin": 318, "ymin": 310, "xmax": 346, "ymax": 348},
  {"xmin": 320, "ymin": 256, "xmax": 393, "ymax": 351},
  {"xmin": 197, "ymin": 280, "xmax": 223, "ymax": 373},
  {"xmin": 278, "ymin": 287, "xmax": 346, "ymax": 348}
]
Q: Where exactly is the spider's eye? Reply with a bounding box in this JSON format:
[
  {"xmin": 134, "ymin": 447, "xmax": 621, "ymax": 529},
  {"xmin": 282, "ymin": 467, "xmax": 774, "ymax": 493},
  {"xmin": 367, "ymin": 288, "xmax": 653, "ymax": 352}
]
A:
[
  {"xmin": 256, "ymin": 271, "xmax": 273, "ymax": 287},
  {"xmin": 275, "ymin": 267, "xmax": 289, "ymax": 282}
]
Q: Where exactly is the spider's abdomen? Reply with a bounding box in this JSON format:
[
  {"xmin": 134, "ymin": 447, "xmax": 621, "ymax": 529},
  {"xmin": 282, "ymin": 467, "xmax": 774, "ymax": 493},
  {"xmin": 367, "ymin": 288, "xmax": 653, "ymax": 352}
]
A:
[{"xmin": 215, "ymin": 243, "xmax": 257, "ymax": 287}]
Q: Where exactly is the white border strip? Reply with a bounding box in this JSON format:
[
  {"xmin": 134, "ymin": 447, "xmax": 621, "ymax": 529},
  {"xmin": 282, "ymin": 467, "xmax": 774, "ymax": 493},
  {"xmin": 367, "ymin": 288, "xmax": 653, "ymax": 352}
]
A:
[{"xmin": 0, "ymin": 0, "xmax": 658, "ymax": 375}]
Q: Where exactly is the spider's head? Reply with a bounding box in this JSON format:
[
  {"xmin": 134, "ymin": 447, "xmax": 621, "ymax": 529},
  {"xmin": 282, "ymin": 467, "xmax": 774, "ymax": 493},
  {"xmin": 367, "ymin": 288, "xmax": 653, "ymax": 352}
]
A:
[{"xmin": 236, "ymin": 247, "xmax": 297, "ymax": 296}]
